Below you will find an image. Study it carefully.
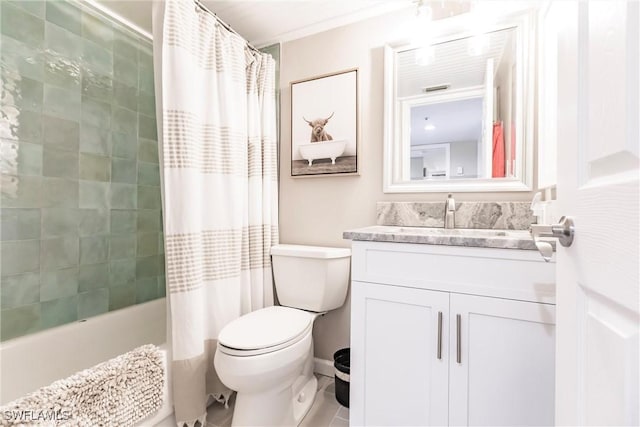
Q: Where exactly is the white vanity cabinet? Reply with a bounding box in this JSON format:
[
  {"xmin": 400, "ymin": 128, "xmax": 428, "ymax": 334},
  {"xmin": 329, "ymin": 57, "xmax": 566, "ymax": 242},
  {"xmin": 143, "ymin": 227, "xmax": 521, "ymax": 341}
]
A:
[
  {"xmin": 349, "ymin": 241, "xmax": 556, "ymax": 427},
  {"xmin": 351, "ymin": 283, "xmax": 450, "ymax": 426}
]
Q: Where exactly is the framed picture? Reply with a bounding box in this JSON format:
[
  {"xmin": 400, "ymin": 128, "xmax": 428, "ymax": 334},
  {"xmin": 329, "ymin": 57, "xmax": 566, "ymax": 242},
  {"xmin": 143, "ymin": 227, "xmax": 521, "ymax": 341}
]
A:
[{"xmin": 290, "ymin": 69, "xmax": 359, "ymax": 177}]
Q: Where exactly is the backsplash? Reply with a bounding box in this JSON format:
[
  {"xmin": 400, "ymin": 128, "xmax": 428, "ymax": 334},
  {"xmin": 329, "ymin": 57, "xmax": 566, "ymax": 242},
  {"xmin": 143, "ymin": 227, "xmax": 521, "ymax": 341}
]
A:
[
  {"xmin": 377, "ymin": 201, "xmax": 534, "ymax": 230},
  {"xmin": 0, "ymin": 0, "xmax": 162, "ymax": 341}
]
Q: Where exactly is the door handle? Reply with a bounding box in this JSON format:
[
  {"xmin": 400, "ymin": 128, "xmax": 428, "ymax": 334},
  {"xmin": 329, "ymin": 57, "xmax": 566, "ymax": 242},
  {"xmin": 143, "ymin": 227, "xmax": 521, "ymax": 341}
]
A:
[
  {"xmin": 456, "ymin": 314, "xmax": 461, "ymax": 364},
  {"xmin": 530, "ymin": 215, "xmax": 575, "ymax": 246},
  {"xmin": 530, "ymin": 216, "xmax": 575, "ymax": 261},
  {"xmin": 437, "ymin": 311, "xmax": 442, "ymax": 360}
]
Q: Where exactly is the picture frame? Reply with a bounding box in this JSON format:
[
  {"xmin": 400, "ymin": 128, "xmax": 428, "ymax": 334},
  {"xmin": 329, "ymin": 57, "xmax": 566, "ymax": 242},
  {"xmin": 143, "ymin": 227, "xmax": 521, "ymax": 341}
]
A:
[{"xmin": 290, "ymin": 68, "xmax": 359, "ymax": 177}]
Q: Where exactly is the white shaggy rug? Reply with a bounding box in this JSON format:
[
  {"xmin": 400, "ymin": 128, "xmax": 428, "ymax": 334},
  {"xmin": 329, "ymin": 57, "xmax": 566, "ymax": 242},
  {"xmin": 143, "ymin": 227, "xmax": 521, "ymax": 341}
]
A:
[{"xmin": 1, "ymin": 344, "xmax": 164, "ymax": 426}]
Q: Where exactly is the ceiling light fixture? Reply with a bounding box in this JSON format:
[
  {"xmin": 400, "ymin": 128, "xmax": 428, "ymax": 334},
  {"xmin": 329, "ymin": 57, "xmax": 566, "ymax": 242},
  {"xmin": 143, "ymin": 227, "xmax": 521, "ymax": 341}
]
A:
[
  {"xmin": 466, "ymin": 1, "xmax": 490, "ymax": 56},
  {"xmin": 468, "ymin": 33, "xmax": 489, "ymax": 56},
  {"xmin": 416, "ymin": 0, "xmax": 433, "ymax": 23},
  {"xmin": 424, "ymin": 116, "xmax": 435, "ymax": 131},
  {"xmin": 415, "ymin": 46, "xmax": 435, "ymax": 66},
  {"xmin": 412, "ymin": 0, "xmax": 435, "ymax": 59}
]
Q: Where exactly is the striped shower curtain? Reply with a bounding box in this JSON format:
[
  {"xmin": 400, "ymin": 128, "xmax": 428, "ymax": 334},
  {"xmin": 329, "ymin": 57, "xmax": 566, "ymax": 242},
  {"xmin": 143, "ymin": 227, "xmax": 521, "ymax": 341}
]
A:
[{"xmin": 154, "ymin": 1, "xmax": 278, "ymax": 425}]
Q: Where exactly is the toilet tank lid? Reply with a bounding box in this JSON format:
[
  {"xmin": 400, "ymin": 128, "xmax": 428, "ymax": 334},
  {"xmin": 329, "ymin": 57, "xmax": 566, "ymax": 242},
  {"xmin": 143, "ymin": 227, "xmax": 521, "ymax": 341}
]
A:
[{"xmin": 271, "ymin": 244, "xmax": 351, "ymax": 259}]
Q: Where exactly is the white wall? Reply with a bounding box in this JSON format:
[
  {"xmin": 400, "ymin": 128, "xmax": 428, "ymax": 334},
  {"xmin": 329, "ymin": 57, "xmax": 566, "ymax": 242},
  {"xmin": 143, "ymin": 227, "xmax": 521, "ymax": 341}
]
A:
[
  {"xmin": 279, "ymin": 9, "xmax": 537, "ymax": 360},
  {"xmin": 450, "ymin": 140, "xmax": 479, "ymax": 178}
]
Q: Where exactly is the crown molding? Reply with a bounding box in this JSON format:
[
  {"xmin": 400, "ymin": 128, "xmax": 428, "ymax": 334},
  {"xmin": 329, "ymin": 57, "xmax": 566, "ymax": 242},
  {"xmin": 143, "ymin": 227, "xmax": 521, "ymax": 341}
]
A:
[{"xmin": 253, "ymin": 1, "xmax": 413, "ymax": 48}]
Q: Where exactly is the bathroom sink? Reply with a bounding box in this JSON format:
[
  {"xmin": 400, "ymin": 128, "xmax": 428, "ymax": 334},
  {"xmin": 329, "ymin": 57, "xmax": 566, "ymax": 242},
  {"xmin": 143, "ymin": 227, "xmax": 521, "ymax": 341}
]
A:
[
  {"xmin": 343, "ymin": 225, "xmax": 541, "ymax": 250},
  {"xmin": 367, "ymin": 225, "xmax": 529, "ymax": 238}
]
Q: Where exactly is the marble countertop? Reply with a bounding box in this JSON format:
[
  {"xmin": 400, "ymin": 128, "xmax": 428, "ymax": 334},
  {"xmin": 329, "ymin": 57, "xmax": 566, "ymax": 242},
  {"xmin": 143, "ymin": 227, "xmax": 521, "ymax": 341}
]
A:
[{"xmin": 343, "ymin": 225, "xmax": 554, "ymax": 251}]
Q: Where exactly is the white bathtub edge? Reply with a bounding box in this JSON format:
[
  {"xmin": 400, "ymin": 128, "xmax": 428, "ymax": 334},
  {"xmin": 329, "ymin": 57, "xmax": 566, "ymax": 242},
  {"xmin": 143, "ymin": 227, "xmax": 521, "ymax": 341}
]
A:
[{"xmin": 0, "ymin": 299, "xmax": 167, "ymax": 405}]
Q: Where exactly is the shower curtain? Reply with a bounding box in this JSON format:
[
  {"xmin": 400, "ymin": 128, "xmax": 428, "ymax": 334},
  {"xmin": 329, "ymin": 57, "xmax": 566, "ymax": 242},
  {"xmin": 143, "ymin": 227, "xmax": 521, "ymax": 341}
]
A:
[{"xmin": 154, "ymin": 1, "xmax": 278, "ymax": 425}]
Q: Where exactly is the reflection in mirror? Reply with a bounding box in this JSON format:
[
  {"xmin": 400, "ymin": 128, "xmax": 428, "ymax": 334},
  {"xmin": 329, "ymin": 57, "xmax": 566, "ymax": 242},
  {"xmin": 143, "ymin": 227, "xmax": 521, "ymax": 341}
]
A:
[
  {"xmin": 410, "ymin": 98, "xmax": 482, "ymax": 180},
  {"xmin": 384, "ymin": 13, "xmax": 534, "ymax": 193},
  {"xmin": 399, "ymin": 27, "xmax": 517, "ymax": 181}
]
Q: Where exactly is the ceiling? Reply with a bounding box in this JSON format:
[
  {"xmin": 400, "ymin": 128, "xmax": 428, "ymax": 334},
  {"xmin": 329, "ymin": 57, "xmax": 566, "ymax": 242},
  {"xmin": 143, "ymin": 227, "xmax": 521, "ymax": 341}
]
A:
[
  {"xmin": 397, "ymin": 26, "xmax": 515, "ymax": 98},
  {"xmin": 93, "ymin": 0, "xmax": 416, "ymax": 45},
  {"xmin": 410, "ymin": 97, "xmax": 483, "ymax": 146},
  {"xmin": 92, "ymin": 1, "xmax": 534, "ymax": 48}
]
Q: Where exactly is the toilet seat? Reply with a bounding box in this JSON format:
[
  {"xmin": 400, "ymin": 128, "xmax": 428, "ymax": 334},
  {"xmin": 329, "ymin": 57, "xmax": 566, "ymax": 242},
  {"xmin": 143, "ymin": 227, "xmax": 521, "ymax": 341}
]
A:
[{"xmin": 218, "ymin": 306, "xmax": 313, "ymax": 357}]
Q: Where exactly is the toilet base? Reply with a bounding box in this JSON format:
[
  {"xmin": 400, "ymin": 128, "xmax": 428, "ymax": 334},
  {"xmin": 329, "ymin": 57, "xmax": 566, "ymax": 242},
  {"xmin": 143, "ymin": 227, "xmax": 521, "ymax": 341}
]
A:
[{"xmin": 231, "ymin": 374, "xmax": 317, "ymax": 426}]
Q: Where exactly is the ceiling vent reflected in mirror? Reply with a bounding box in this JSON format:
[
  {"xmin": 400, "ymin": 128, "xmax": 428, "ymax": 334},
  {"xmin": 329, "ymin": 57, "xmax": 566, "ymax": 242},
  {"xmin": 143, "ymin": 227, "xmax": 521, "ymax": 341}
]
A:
[
  {"xmin": 397, "ymin": 28, "xmax": 514, "ymax": 98},
  {"xmin": 423, "ymin": 84, "xmax": 451, "ymax": 93}
]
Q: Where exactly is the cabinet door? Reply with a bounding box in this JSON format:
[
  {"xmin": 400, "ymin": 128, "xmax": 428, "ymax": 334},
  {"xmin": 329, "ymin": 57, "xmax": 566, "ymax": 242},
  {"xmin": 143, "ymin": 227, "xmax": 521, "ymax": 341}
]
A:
[
  {"xmin": 350, "ymin": 281, "xmax": 449, "ymax": 426},
  {"xmin": 449, "ymin": 294, "xmax": 556, "ymax": 426}
]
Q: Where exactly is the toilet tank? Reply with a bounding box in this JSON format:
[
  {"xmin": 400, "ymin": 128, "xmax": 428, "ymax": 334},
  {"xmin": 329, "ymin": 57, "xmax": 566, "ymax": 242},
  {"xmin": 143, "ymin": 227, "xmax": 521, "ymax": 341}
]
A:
[{"xmin": 271, "ymin": 245, "xmax": 351, "ymax": 312}]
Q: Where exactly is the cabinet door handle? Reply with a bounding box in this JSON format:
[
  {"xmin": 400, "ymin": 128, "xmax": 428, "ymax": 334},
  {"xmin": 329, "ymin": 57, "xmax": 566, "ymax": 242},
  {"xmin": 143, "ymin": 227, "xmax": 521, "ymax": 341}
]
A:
[
  {"xmin": 437, "ymin": 311, "xmax": 442, "ymax": 360},
  {"xmin": 456, "ymin": 314, "xmax": 461, "ymax": 364}
]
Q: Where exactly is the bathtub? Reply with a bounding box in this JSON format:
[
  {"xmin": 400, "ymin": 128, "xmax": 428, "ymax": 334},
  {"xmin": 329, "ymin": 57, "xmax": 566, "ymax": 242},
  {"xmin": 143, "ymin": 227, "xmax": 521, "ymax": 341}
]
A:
[
  {"xmin": 298, "ymin": 139, "xmax": 347, "ymax": 165},
  {"xmin": 0, "ymin": 299, "xmax": 173, "ymax": 426}
]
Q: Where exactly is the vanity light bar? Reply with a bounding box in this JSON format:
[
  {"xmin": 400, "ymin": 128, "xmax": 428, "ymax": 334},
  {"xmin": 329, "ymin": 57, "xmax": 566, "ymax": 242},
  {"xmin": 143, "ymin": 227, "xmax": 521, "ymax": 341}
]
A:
[{"xmin": 423, "ymin": 84, "xmax": 451, "ymax": 93}]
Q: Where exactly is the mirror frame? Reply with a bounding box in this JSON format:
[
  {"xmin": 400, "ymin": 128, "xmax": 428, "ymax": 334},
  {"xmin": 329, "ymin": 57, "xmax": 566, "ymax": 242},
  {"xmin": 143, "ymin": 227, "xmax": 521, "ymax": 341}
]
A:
[{"xmin": 383, "ymin": 11, "xmax": 536, "ymax": 193}]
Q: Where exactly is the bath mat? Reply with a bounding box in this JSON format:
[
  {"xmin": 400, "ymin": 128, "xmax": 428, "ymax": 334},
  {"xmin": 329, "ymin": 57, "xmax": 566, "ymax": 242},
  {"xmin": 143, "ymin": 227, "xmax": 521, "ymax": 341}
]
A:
[{"xmin": 0, "ymin": 344, "xmax": 164, "ymax": 426}]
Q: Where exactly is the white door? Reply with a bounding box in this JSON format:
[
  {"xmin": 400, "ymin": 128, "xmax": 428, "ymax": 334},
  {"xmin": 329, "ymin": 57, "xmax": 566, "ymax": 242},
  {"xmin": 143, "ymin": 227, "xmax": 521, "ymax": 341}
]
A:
[
  {"xmin": 350, "ymin": 281, "xmax": 449, "ymax": 426},
  {"xmin": 555, "ymin": 2, "xmax": 640, "ymax": 425},
  {"xmin": 448, "ymin": 294, "xmax": 556, "ymax": 427}
]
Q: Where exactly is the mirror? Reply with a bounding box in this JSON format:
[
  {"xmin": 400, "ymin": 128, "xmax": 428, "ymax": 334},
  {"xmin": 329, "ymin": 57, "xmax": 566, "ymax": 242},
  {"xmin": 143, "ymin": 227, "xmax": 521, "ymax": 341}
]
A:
[{"xmin": 383, "ymin": 13, "xmax": 535, "ymax": 192}]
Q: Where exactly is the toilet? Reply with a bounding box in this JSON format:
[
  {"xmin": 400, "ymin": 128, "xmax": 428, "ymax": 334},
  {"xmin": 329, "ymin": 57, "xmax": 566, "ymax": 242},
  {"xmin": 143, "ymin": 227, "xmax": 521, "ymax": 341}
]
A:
[{"xmin": 214, "ymin": 244, "xmax": 351, "ymax": 426}]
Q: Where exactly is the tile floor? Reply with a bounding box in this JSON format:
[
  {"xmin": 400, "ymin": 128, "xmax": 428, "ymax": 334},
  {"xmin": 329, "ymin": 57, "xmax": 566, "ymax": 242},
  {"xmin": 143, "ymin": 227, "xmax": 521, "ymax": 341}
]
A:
[
  {"xmin": 204, "ymin": 374, "xmax": 348, "ymax": 427},
  {"xmin": 299, "ymin": 375, "xmax": 349, "ymax": 427}
]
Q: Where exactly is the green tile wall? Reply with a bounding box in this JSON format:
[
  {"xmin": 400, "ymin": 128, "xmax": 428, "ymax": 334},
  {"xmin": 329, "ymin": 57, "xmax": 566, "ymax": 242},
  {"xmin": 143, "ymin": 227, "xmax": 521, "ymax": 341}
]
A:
[{"xmin": 0, "ymin": 0, "xmax": 164, "ymax": 341}]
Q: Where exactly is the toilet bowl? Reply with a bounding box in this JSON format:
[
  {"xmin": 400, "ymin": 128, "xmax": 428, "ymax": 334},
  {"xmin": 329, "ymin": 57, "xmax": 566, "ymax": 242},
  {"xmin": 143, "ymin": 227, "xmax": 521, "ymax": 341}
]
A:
[
  {"xmin": 214, "ymin": 307, "xmax": 318, "ymax": 426},
  {"xmin": 213, "ymin": 245, "xmax": 351, "ymax": 426}
]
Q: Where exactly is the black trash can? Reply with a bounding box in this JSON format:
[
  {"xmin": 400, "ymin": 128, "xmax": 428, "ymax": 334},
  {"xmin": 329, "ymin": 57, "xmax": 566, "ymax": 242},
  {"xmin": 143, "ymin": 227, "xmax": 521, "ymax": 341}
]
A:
[{"xmin": 333, "ymin": 348, "xmax": 350, "ymax": 408}]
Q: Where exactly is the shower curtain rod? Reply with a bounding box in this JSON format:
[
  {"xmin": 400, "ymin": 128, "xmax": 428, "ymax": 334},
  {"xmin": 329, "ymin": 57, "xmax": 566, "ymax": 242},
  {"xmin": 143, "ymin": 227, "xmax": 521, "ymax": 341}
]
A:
[{"xmin": 193, "ymin": 0, "xmax": 262, "ymax": 54}]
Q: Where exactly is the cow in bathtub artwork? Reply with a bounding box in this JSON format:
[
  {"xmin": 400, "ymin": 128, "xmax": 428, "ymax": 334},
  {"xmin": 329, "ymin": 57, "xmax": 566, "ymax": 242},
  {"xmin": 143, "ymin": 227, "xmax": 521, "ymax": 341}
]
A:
[
  {"xmin": 304, "ymin": 112, "xmax": 334, "ymax": 142},
  {"xmin": 290, "ymin": 69, "xmax": 359, "ymax": 176},
  {"xmin": 297, "ymin": 113, "xmax": 349, "ymax": 170}
]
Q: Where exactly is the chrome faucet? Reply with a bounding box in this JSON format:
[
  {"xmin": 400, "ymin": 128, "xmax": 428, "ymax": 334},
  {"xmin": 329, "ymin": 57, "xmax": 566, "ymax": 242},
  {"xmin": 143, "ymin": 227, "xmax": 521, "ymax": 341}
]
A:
[{"xmin": 444, "ymin": 194, "xmax": 455, "ymax": 229}]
